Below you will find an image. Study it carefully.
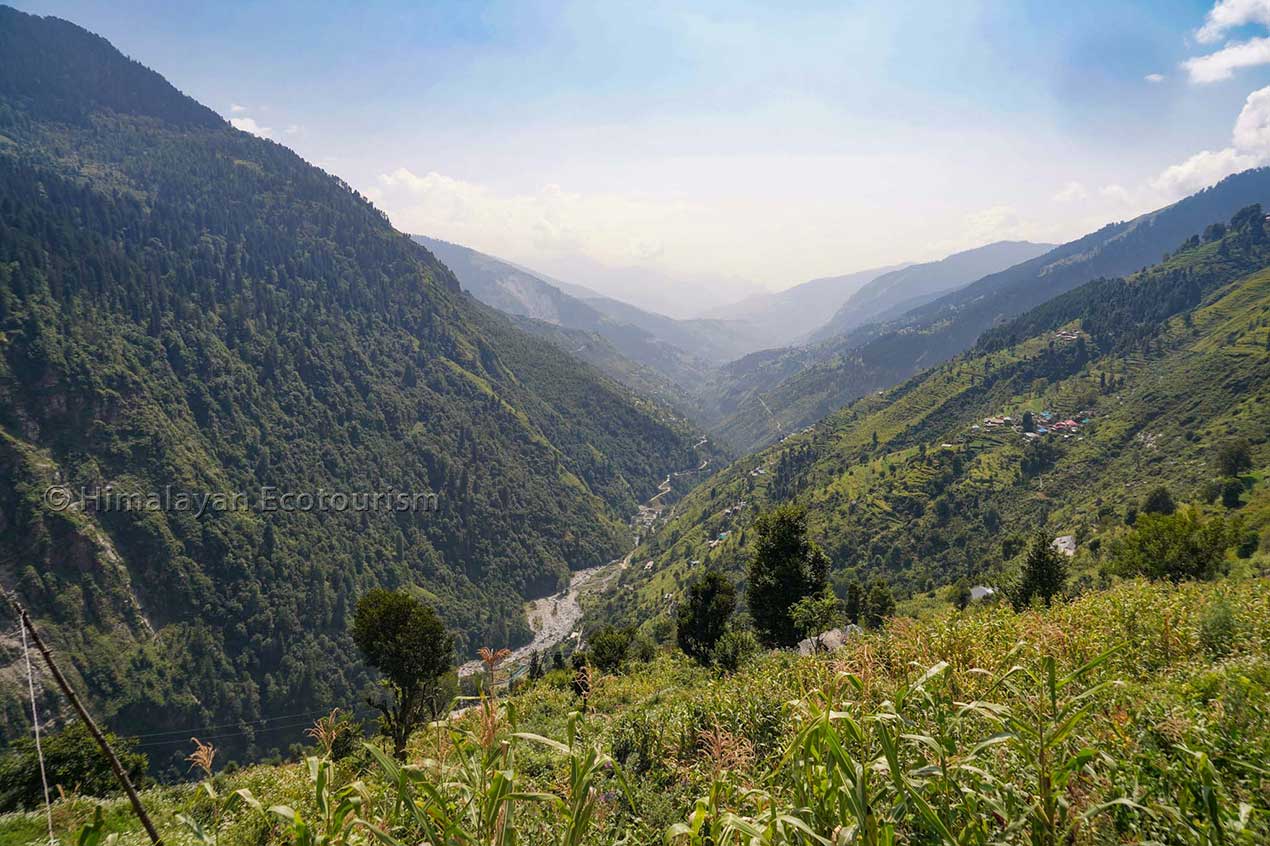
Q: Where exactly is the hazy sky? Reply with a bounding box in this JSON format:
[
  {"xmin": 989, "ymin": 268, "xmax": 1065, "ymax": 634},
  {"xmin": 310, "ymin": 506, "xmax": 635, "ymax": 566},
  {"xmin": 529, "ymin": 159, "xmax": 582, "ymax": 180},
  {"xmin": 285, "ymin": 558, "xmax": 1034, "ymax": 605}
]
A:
[{"xmin": 15, "ymin": 0, "xmax": 1270, "ymax": 314}]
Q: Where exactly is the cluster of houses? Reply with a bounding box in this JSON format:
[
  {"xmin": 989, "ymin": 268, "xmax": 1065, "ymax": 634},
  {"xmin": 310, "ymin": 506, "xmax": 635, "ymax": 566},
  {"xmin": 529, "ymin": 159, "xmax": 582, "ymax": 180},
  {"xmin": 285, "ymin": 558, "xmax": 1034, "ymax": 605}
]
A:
[
  {"xmin": 974, "ymin": 409, "xmax": 1093, "ymax": 440},
  {"xmin": 1054, "ymin": 329, "xmax": 1081, "ymax": 342}
]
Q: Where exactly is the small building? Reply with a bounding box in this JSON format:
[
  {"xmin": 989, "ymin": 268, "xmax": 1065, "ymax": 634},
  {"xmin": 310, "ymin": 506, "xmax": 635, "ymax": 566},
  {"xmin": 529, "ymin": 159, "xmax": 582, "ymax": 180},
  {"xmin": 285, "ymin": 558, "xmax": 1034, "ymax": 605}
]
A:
[{"xmin": 970, "ymin": 585, "xmax": 995, "ymax": 601}]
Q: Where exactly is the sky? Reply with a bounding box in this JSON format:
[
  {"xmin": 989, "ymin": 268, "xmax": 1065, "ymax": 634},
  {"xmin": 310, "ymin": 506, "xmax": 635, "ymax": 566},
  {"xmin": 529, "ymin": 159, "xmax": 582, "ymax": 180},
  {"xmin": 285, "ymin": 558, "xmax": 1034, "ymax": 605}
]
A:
[{"xmin": 14, "ymin": 0, "xmax": 1270, "ymax": 316}]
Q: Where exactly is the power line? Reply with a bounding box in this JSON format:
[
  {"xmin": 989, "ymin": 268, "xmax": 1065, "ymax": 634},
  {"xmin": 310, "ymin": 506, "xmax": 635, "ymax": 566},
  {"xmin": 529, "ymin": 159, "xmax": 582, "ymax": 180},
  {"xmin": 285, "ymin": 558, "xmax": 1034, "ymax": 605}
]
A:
[
  {"xmin": 128, "ymin": 708, "xmax": 335, "ymax": 741},
  {"xmin": 132, "ymin": 715, "xmax": 325, "ymax": 749}
]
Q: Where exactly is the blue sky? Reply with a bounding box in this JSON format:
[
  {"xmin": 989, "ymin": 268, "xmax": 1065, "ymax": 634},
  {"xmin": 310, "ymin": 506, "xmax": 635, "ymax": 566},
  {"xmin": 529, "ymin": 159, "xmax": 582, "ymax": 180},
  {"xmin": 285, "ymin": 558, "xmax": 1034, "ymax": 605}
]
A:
[{"xmin": 13, "ymin": 0, "xmax": 1270, "ymax": 315}]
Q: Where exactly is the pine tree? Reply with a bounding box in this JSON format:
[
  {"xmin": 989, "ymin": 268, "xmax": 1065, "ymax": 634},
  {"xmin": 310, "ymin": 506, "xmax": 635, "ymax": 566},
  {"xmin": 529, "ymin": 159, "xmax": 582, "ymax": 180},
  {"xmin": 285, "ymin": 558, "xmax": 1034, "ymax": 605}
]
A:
[{"xmin": 1012, "ymin": 533, "xmax": 1068, "ymax": 610}]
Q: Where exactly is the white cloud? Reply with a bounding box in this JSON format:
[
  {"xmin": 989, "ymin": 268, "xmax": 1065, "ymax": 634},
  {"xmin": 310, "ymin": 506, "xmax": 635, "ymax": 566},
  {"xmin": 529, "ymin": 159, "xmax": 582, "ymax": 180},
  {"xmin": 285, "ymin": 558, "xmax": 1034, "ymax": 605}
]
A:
[
  {"xmin": 284, "ymin": 124, "xmax": 302, "ymax": 135},
  {"xmin": 229, "ymin": 116, "xmax": 274, "ymax": 139},
  {"xmin": 1196, "ymin": 0, "xmax": 1270, "ymax": 43},
  {"xmin": 1099, "ymin": 184, "xmax": 1133, "ymax": 204},
  {"xmin": 1152, "ymin": 84, "xmax": 1270, "ymax": 197},
  {"xmin": 1184, "ymin": 35, "xmax": 1270, "ymax": 82},
  {"xmin": 1153, "ymin": 148, "xmax": 1261, "ymax": 196},
  {"xmin": 230, "ymin": 103, "xmax": 247, "ymax": 113},
  {"xmin": 1232, "ymin": 84, "xmax": 1270, "ymax": 147},
  {"xmin": 961, "ymin": 205, "xmax": 1027, "ymax": 241},
  {"xmin": 1053, "ymin": 181, "xmax": 1089, "ymax": 203},
  {"xmin": 376, "ymin": 167, "xmax": 700, "ymax": 268},
  {"xmin": 1145, "ymin": 73, "xmax": 1165, "ymax": 83}
]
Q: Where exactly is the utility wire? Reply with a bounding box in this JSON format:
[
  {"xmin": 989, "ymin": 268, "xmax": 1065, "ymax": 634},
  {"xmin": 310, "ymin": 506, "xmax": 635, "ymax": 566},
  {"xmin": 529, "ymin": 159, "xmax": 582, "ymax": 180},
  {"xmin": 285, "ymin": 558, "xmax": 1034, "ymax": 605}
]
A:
[
  {"xmin": 133, "ymin": 715, "xmax": 326, "ymax": 749},
  {"xmin": 128, "ymin": 708, "xmax": 335, "ymax": 741}
]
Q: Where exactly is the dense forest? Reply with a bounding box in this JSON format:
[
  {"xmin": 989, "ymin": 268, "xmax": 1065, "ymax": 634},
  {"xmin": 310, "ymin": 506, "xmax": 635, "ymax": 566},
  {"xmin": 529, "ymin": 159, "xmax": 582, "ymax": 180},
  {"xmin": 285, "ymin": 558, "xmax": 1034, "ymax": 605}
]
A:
[{"xmin": 0, "ymin": 6, "xmax": 708, "ymax": 769}]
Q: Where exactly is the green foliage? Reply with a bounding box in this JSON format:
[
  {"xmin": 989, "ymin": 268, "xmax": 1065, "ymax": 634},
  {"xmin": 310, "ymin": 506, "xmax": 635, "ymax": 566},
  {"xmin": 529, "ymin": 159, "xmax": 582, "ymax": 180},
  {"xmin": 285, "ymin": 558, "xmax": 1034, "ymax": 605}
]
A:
[
  {"xmin": 711, "ymin": 627, "xmax": 761, "ymax": 673},
  {"xmin": 676, "ymin": 569, "xmax": 737, "ymax": 665},
  {"xmin": 746, "ymin": 505, "xmax": 830, "ymax": 648},
  {"xmin": 588, "ymin": 626, "xmax": 634, "ymax": 674},
  {"xmin": 0, "ymin": 722, "xmax": 147, "ymax": 812},
  {"xmin": 788, "ymin": 588, "xmax": 841, "ymax": 643},
  {"xmin": 1221, "ymin": 477, "xmax": 1246, "ymax": 508},
  {"xmin": 351, "ymin": 589, "xmax": 454, "ymax": 759},
  {"xmin": 11, "ymin": 577, "xmax": 1270, "ymax": 845},
  {"xmin": 1215, "ymin": 439, "xmax": 1253, "ymax": 477},
  {"xmin": 1012, "ymin": 533, "xmax": 1068, "ymax": 609},
  {"xmin": 1111, "ymin": 508, "xmax": 1239, "ymax": 582},
  {"xmin": 861, "ymin": 578, "xmax": 896, "ymax": 627},
  {"xmin": 1198, "ymin": 596, "xmax": 1238, "ymax": 658},
  {"xmin": 1143, "ymin": 485, "xmax": 1177, "ymax": 515},
  {"xmin": 605, "ymin": 206, "xmax": 1270, "ymax": 636},
  {"xmin": 716, "ymin": 176, "xmax": 1270, "ymax": 453}
]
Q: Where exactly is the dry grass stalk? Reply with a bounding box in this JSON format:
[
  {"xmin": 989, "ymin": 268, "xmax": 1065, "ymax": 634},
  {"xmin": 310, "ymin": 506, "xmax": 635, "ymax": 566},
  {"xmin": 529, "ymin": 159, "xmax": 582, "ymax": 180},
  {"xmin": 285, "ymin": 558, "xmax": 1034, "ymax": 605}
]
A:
[
  {"xmin": 306, "ymin": 708, "xmax": 344, "ymax": 757},
  {"xmin": 187, "ymin": 737, "xmax": 215, "ymax": 777}
]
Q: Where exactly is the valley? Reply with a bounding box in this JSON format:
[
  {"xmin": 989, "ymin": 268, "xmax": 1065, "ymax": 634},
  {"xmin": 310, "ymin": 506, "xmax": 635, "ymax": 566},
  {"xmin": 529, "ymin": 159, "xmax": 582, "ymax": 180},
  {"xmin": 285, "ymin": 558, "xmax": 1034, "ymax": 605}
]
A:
[{"xmin": 0, "ymin": 4, "xmax": 1268, "ymax": 845}]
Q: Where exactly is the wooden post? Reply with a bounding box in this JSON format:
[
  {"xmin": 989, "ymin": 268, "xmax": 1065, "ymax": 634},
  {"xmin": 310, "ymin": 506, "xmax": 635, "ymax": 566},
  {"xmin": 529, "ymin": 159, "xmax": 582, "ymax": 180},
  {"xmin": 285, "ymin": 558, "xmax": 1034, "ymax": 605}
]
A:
[{"xmin": 7, "ymin": 597, "xmax": 164, "ymax": 846}]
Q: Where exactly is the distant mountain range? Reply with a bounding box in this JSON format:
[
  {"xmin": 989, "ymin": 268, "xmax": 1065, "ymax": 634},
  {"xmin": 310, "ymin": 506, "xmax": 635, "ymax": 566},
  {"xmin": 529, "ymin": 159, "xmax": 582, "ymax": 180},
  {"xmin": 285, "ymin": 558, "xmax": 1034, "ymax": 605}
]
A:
[
  {"xmin": 710, "ymin": 169, "xmax": 1270, "ymax": 452},
  {"xmin": 417, "ymin": 234, "xmax": 1056, "ymax": 435},
  {"xmin": 702, "ymin": 264, "xmax": 908, "ymax": 348},
  {"xmin": 808, "ymin": 240, "xmax": 1053, "ymax": 343}
]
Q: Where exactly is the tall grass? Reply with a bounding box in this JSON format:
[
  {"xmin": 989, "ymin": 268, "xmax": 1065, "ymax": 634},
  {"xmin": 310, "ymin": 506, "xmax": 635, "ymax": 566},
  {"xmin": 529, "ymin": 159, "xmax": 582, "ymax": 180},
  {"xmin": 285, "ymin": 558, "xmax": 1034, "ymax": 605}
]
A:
[{"xmin": 19, "ymin": 577, "xmax": 1269, "ymax": 846}]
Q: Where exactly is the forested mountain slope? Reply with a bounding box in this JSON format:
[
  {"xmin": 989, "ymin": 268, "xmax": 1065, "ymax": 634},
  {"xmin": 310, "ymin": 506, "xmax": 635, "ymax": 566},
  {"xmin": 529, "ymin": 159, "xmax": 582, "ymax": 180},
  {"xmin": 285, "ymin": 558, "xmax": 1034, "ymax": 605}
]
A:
[
  {"xmin": 0, "ymin": 6, "xmax": 707, "ymax": 765},
  {"xmin": 714, "ymin": 170, "xmax": 1270, "ymax": 452},
  {"xmin": 412, "ymin": 236, "xmax": 716, "ymax": 410},
  {"xmin": 808, "ymin": 240, "xmax": 1053, "ymax": 343},
  {"xmin": 593, "ymin": 207, "xmax": 1270, "ymax": 634}
]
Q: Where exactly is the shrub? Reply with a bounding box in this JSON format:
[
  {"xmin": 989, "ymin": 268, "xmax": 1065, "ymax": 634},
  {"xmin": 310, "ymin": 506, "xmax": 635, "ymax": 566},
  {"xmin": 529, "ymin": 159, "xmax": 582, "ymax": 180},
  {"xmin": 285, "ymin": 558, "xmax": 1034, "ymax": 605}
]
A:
[
  {"xmin": 675, "ymin": 569, "xmax": 736, "ymax": 665},
  {"xmin": 0, "ymin": 722, "xmax": 147, "ymax": 812},
  {"xmin": 712, "ymin": 627, "xmax": 760, "ymax": 673},
  {"xmin": 1199, "ymin": 597, "xmax": 1238, "ymax": 658},
  {"xmin": 862, "ymin": 579, "xmax": 896, "ymax": 627},
  {"xmin": 1110, "ymin": 508, "xmax": 1239, "ymax": 582},
  {"xmin": 589, "ymin": 625, "xmax": 633, "ymax": 673},
  {"xmin": 1235, "ymin": 528, "xmax": 1260, "ymax": 559},
  {"xmin": 789, "ymin": 588, "xmax": 841, "ymax": 643},
  {"xmin": 1214, "ymin": 439, "xmax": 1252, "ymax": 477},
  {"xmin": 629, "ymin": 631, "xmax": 657, "ymax": 663},
  {"xmin": 1141, "ymin": 485, "xmax": 1176, "ymax": 515},
  {"xmin": 1220, "ymin": 477, "xmax": 1244, "ymax": 508}
]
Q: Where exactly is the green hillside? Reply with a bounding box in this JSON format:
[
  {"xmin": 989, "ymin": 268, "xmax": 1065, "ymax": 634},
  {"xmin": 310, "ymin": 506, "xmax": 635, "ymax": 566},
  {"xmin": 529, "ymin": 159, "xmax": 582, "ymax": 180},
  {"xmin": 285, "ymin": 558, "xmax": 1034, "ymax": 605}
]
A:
[
  {"xmin": 592, "ymin": 208, "xmax": 1270, "ymax": 633},
  {"xmin": 412, "ymin": 236, "xmax": 722, "ymax": 411},
  {"xmin": 0, "ymin": 6, "xmax": 708, "ymax": 764},
  {"xmin": 713, "ymin": 170, "xmax": 1270, "ymax": 453}
]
